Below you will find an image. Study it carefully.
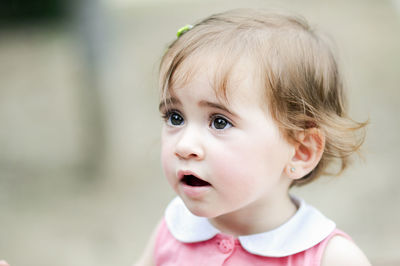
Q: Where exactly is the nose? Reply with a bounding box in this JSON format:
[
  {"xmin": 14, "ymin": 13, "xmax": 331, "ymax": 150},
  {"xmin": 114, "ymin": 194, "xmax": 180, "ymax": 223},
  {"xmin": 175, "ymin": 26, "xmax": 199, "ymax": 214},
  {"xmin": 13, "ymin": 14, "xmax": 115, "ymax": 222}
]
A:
[{"xmin": 174, "ymin": 126, "xmax": 205, "ymax": 160}]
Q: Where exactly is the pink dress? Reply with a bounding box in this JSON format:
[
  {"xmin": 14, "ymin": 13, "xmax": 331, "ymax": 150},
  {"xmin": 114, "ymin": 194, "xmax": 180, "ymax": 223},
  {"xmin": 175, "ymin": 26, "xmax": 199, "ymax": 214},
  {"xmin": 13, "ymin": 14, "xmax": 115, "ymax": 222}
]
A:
[{"xmin": 154, "ymin": 197, "xmax": 351, "ymax": 266}]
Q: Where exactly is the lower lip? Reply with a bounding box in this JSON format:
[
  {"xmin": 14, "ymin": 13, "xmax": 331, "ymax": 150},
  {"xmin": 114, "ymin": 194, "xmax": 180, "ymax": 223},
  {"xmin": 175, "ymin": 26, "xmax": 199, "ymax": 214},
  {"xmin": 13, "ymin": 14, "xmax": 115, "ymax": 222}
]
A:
[{"xmin": 180, "ymin": 182, "xmax": 212, "ymax": 198}]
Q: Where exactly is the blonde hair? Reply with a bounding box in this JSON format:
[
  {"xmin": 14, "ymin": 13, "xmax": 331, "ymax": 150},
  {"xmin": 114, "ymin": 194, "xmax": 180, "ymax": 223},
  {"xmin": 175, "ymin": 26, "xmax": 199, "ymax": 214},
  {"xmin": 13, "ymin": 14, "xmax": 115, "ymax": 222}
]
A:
[{"xmin": 159, "ymin": 9, "xmax": 367, "ymax": 186}]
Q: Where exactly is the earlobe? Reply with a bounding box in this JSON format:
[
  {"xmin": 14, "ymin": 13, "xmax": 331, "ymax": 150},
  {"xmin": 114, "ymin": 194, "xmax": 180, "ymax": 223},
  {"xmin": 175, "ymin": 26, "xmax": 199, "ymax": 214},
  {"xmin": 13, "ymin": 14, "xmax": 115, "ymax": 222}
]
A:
[{"xmin": 287, "ymin": 128, "xmax": 325, "ymax": 180}]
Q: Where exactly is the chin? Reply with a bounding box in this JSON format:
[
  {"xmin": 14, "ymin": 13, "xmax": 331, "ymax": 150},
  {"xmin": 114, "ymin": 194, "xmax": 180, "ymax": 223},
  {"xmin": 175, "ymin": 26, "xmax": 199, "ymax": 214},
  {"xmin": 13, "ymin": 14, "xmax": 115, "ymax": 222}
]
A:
[{"xmin": 183, "ymin": 200, "xmax": 218, "ymax": 218}]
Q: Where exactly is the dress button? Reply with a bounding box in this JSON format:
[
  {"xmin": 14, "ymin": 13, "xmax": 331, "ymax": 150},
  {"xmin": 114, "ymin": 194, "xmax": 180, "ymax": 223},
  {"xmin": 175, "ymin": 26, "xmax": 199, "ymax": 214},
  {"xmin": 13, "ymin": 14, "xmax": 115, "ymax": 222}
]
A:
[{"xmin": 218, "ymin": 238, "xmax": 234, "ymax": 253}]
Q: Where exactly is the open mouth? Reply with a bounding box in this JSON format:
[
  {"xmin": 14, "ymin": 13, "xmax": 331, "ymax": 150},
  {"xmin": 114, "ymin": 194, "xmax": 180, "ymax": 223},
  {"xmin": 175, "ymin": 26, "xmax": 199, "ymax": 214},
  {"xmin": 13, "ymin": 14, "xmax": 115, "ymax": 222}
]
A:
[{"xmin": 181, "ymin": 175, "xmax": 211, "ymax": 187}]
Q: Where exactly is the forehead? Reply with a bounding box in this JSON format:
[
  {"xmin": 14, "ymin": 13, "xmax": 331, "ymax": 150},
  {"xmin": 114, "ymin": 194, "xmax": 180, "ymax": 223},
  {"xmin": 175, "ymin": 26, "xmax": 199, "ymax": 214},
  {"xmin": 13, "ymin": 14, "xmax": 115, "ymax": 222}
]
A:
[{"xmin": 165, "ymin": 50, "xmax": 266, "ymax": 108}]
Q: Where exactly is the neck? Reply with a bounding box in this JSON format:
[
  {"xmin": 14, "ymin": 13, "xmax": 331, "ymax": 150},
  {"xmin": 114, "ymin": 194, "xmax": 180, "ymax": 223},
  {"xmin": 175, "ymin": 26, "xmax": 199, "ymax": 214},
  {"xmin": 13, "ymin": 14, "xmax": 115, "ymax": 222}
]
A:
[{"xmin": 208, "ymin": 191, "xmax": 297, "ymax": 236}]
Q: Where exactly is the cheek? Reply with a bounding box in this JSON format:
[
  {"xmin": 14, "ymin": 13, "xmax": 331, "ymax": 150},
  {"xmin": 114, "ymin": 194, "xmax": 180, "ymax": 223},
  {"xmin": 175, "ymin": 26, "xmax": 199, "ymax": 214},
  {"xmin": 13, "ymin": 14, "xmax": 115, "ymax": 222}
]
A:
[
  {"xmin": 161, "ymin": 138, "xmax": 175, "ymax": 182},
  {"xmin": 161, "ymin": 149, "xmax": 170, "ymax": 173},
  {"xmin": 211, "ymin": 152, "xmax": 262, "ymax": 203},
  {"xmin": 210, "ymin": 138, "xmax": 285, "ymax": 184},
  {"xmin": 209, "ymin": 143, "xmax": 257, "ymax": 185}
]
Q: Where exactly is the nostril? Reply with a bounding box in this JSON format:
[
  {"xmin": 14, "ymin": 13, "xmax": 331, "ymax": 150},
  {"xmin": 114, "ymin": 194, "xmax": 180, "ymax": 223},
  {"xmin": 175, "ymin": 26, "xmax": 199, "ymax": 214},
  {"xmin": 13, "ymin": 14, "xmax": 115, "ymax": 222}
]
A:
[
  {"xmin": 174, "ymin": 143, "xmax": 204, "ymax": 160},
  {"xmin": 175, "ymin": 150, "xmax": 200, "ymax": 160}
]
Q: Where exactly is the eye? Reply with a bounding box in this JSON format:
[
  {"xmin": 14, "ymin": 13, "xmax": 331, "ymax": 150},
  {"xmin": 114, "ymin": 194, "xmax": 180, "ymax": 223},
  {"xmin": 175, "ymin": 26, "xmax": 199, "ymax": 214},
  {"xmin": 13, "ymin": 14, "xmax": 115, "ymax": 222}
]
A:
[
  {"xmin": 165, "ymin": 111, "xmax": 184, "ymax": 126},
  {"xmin": 210, "ymin": 115, "xmax": 232, "ymax": 130}
]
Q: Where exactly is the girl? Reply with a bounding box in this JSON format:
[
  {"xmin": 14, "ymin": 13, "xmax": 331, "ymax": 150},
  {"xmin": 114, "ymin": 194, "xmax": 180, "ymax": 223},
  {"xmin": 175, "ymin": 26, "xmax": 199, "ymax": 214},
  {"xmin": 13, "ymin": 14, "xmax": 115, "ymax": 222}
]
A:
[{"xmin": 136, "ymin": 9, "xmax": 370, "ymax": 266}]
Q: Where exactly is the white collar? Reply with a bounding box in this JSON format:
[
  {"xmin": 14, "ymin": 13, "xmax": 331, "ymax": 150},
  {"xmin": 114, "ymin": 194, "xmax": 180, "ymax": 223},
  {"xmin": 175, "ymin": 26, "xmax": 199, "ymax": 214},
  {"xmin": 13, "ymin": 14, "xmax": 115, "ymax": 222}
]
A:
[{"xmin": 165, "ymin": 196, "xmax": 336, "ymax": 257}]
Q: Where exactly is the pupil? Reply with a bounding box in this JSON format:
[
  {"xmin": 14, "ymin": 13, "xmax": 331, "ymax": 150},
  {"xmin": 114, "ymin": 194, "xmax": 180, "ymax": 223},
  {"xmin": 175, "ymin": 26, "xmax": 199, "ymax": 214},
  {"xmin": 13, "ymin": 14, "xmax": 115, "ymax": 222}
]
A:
[
  {"xmin": 214, "ymin": 118, "xmax": 226, "ymax": 129},
  {"xmin": 171, "ymin": 114, "xmax": 183, "ymax": 125}
]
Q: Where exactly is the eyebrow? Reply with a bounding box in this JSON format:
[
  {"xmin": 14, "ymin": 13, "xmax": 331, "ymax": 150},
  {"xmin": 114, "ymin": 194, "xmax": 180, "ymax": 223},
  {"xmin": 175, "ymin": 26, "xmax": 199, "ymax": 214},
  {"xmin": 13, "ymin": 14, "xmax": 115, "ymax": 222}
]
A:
[
  {"xmin": 159, "ymin": 97, "xmax": 181, "ymax": 111},
  {"xmin": 159, "ymin": 97, "xmax": 237, "ymax": 117},
  {"xmin": 198, "ymin": 100, "xmax": 237, "ymax": 117}
]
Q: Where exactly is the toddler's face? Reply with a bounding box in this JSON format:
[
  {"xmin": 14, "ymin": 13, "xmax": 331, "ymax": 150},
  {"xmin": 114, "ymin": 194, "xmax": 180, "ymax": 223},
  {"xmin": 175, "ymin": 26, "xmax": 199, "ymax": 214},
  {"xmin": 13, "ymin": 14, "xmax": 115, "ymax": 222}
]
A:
[{"xmin": 160, "ymin": 58, "xmax": 295, "ymax": 219}]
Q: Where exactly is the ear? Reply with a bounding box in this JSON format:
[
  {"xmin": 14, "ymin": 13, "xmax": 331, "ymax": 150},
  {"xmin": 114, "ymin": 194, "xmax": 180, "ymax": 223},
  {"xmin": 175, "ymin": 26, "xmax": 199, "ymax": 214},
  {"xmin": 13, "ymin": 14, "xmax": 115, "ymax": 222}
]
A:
[{"xmin": 285, "ymin": 128, "xmax": 325, "ymax": 180}]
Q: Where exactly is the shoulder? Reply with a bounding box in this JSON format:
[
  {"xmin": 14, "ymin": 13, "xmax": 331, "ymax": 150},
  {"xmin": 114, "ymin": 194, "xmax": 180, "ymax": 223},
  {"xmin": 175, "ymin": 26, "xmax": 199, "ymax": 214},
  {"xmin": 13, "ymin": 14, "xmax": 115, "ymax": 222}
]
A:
[
  {"xmin": 133, "ymin": 219, "xmax": 163, "ymax": 266},
  {"xmin": 321, "ymin": 235, "xmax": 371, "ymax": 266}
]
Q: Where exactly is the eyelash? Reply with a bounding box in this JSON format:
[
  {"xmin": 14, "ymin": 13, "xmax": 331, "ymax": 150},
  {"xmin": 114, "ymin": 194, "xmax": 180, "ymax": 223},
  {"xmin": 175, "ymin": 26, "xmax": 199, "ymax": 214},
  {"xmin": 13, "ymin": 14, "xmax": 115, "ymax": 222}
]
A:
[
  {"xmin": 209, "ymin": 114, "xmax": 233, "ymax": 130},
  {"xmin": 161, "ymin": 110, "xmax": 234, "ymax": 130},
  {"xmin": 162, "ymin": 109, "xmax": 184, "ymax": 126}
]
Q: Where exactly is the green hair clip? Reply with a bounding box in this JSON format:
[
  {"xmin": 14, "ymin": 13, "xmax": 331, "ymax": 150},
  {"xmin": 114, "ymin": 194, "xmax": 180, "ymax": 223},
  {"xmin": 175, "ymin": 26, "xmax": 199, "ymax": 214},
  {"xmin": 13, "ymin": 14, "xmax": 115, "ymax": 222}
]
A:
[{"xmin": 177, "ymin": 24, "xmax": 193, "ymax": 38}]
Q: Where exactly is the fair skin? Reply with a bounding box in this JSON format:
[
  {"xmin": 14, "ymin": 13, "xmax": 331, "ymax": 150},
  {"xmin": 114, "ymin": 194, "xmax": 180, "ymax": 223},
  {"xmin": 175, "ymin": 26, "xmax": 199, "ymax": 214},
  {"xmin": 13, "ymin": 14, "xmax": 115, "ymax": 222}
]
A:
[
  {"xmin": 160, "ymin": 60, "xmax": 297, "ymax": 236},
  {"xmin": 134, "ymin": 56, "xmax": 370, "ymax": 266}
]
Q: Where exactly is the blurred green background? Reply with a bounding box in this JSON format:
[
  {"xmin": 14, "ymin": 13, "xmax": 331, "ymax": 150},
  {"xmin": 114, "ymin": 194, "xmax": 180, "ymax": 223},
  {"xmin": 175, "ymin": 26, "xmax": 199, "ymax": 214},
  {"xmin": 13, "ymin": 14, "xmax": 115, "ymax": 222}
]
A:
[{"xmin": 0, "ymin": 0, "xmax": 399, "ymax": 265}]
